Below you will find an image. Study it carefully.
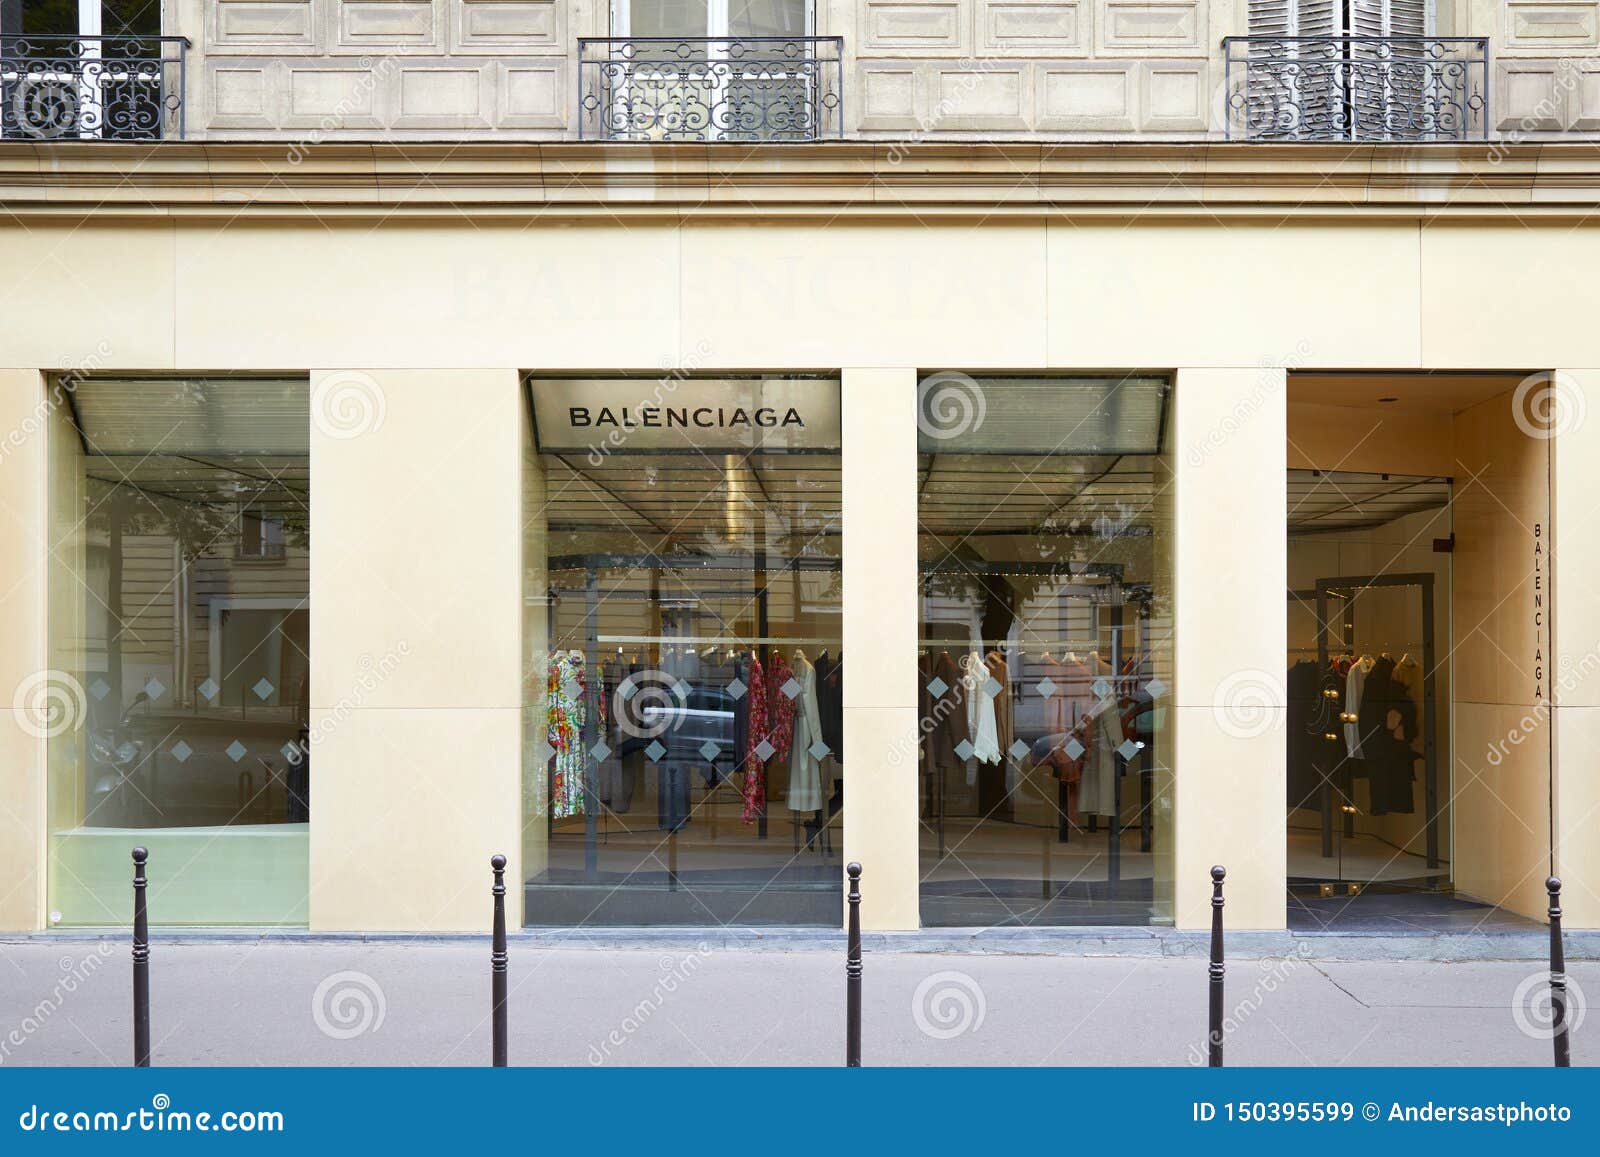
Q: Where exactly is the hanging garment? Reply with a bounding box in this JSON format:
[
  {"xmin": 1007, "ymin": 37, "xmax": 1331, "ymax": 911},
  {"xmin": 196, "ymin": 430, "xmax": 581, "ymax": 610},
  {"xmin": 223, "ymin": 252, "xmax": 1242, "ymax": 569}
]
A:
[
  {"xmin": 1361, "ymin": 657, "xmax": 1418, "ymax": 816},
  {"xmin": 547, "ymin": 650, "xmax": 587, "ymax": 819},
  {"xmin": 767, "ymin": 652, "xmax": 796, "ymax": 762},
  {"xmin": 786, "ymin": 650, "xmax": 825, "ymax": 811},
  {"xmin": 962, "ymin": 651, "xmax": 1001, "ymax": 770},
  {"xmin": 924, "ymin": 650, "xmax": 971, "ymax": 769},
  {"xmin": 816, "ymin": 650, "xmax": 844, "ymax": 760},
  {"xmin": 1079, "ymin": 663, "xmax": 1119, "ymax": 817},
  {"xmin": 740, "ymin": 651, "xmax": 769, "ymax": 825},
  {"xmin": 1344, "ymin": 656, "xmax": 1374, "ymax": 759},
  {"xmin": 1286, "ymin": 659, "xmax": 1337, "ymax": 811},
  {"xmin": 985, "ymin": 651, "xmax": 1012, "ymax": 759}
]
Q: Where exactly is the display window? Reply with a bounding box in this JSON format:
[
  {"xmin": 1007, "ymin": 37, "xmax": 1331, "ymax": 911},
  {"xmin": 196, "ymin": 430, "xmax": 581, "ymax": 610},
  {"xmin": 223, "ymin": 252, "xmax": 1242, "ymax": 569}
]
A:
[
  {"xmin": 913, "ymin": 375, "xmax": 1175, "ymax": 926},
  {"xmin": 44, "ymin": 377, "xmax": 311, "ymax": 925},
  {"xmin": 522, "ymin": 374, "xmax": 843, "ymax": 925}
]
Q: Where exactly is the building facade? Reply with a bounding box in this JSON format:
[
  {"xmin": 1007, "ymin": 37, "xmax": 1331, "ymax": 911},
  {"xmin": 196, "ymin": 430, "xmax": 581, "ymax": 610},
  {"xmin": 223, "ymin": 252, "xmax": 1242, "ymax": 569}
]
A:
[{"xmin": 2, "ymin": 0, "xmax": 1600, "ymax": 936}]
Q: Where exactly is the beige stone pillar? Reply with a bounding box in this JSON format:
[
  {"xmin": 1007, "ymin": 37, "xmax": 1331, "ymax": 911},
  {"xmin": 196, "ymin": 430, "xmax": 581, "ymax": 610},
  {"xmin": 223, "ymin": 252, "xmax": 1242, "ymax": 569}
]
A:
[
  {"xmin": 1170, "ymin": 367, "xmax": 1288, "ymax": 930},
  {"xmin": 1553, "ymin": 369, "xmax": 1600, "ymax": 928},
  {"xmin": 0, "ymin": 369, "xmax": 48, "ymax": 932},
  {"xmin": 841, "ymin": 367, "xmax": 921, "ymax": 930},
  {"xmin": 309, "ymin": 369, "xmax": 523, "ymax": 932}
]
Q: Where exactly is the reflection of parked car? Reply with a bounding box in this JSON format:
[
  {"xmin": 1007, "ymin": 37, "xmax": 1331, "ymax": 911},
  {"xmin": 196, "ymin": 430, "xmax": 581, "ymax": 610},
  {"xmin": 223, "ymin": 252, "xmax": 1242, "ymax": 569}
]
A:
[{"xmin": 617, "ymin": 687, "xmax": 739, "ymax": 776}]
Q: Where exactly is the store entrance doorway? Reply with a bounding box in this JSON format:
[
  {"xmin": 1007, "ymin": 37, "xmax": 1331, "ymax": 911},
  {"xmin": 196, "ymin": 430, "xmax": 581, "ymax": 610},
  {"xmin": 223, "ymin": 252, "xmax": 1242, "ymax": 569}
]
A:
[{"xmin": 1284, "ymin": 372, "xmax": 1554, "ymax": 933}]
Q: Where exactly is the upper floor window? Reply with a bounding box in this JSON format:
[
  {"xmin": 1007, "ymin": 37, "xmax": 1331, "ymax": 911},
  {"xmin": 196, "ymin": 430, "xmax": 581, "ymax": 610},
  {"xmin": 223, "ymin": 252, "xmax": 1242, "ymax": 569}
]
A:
[{"xmin": 613, "ymin": 0, "xmax": 812, "ymax": 38}]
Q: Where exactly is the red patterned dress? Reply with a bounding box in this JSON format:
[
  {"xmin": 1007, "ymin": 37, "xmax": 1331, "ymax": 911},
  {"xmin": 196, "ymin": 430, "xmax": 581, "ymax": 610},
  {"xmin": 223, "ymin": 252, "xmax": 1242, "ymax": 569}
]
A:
[{"xmin": 740, "ymin": 653, "xmax": 769, "ymax": 824}]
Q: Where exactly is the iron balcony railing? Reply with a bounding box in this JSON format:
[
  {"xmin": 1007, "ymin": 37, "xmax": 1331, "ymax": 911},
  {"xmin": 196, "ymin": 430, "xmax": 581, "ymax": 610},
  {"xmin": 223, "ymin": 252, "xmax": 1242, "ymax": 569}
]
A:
[
  {"xmin": 1222, "ymin": 36, "xmax": 1488, "ymax": 142},
  {"xmin": 577, "ymin": 37, "xmax": 843, "ymax": 142},
  {"xmin": 0, "ymin": 35, "xmax": 187, "ymax": 141}
]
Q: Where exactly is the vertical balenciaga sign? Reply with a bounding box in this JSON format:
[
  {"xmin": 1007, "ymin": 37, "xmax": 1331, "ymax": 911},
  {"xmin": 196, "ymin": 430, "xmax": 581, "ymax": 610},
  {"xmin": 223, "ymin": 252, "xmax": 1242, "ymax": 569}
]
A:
[{"xmin": 1534, "ymin": 522, "xmax": 1544, "ymax": 703}]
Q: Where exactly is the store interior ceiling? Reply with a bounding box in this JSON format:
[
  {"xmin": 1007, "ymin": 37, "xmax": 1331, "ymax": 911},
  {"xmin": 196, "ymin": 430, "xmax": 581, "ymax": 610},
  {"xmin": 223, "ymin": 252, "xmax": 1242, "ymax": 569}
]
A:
[
  {"xmin": 1287, "ymin": 470, "xmax": 1451, "ymax": 535},
  {"xmin": 1286, "ymin": 372, "xmax": 1525, "ymax": 414}
]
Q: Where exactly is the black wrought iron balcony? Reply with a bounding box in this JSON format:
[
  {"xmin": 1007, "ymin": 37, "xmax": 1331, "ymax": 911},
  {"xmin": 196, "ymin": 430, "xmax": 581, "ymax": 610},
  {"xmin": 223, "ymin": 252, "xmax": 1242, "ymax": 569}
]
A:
[
  {"xmin": 0, "ymin": 36, "xmax": 187, "ymax": 141},
  {"xmin": 577, "ymin": 37, "xmax": 843, "ymax": 143},
  {"xmin": 1222, "ymin": 37, "xmax": 1488, "ymax": 142}
]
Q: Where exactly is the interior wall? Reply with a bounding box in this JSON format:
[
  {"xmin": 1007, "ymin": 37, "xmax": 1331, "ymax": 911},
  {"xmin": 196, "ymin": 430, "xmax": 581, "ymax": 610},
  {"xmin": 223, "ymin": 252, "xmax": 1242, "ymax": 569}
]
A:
[{"xmin": 1450, "ymin": 387, "xmax": 1553, "ymax": 921}]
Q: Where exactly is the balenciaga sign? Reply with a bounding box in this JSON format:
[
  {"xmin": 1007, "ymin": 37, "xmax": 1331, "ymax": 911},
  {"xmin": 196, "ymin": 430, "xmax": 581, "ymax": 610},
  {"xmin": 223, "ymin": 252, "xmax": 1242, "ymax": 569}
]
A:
[{"xmin": 530, "ymin": 376, "xmax": 841, "ymax": 455}]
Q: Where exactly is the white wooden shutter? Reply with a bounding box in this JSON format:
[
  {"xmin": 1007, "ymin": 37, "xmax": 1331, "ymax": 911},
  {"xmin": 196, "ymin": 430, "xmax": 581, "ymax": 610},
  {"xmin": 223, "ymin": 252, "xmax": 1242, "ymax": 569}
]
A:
[
  {"xmin": 1350, "ymin": 0, "xmax": 1432, "ymax": 138},
  {"xmin": 1245, "ymin": 1, "xmax": 1343, "ymax": 139}
]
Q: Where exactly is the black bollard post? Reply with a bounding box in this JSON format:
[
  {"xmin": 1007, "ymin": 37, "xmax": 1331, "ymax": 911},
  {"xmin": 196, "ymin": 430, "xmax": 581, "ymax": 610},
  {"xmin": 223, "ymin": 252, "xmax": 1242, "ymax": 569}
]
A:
[
  {"xmin": 1208, "ymin": 865, "xmax": 1226, "ymax": 1068},
  {"xmin": 1548, "ymin": 876, "xmax": 1571, "ymax": 1068},
  {"xmin": 846, "ymin": 861, "xmax": 863, "ymax": 1068},
  {"xmin": 491, "ymin": 854, "xmax": 508, "ymax": 1067},
  {"xmin": 131, "ymin": 847, "xmax": 150, "ymax": 1068}
]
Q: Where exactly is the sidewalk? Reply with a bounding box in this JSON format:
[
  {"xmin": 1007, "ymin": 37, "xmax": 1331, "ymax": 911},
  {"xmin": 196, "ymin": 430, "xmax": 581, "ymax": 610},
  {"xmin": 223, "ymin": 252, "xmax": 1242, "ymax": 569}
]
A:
[{"xmin": 0, "ymin": 937, "xmax": 1591, "ymax": 1066}]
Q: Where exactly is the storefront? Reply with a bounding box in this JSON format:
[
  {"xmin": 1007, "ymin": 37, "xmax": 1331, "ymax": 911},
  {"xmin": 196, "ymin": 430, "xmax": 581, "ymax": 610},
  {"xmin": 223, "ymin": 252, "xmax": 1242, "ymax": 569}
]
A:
[{"xmin": 2, "ymin": 144, "xmax": 1599, "ymax": 935}]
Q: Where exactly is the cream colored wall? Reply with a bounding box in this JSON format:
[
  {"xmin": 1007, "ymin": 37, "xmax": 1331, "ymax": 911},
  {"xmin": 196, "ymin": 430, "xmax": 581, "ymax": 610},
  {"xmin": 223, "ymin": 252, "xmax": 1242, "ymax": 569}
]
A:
[
  {"xmin": 0, "ymin": 370, "xmax": 47, "ymax": 933},
  {"xmin": 1553, "ymin": 368, "xmax": 1600, "ymax": 928},
  {"xmin": 5, "ymin": 215, "xmax": 1600, "ymax": 929},
  {"xmin": 841, "ymin": 367, "xmax": 920, "ymax": 930},
  {"xmin": 308, "ymin": 368, "xmax": 523, "ymax": 932},
  {"xmin": 1450, "ymin": 386, "xmax": 1553, "ymax": 922},
  {"xmin": 1171, "ymin": 367, "xmax": 1287, "ymax": 930}
]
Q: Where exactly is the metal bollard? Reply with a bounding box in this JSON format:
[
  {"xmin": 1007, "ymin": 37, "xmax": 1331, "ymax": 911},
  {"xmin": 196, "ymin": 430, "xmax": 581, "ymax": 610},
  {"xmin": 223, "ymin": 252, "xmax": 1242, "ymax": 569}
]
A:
[
  {"xmin": 490, "ymin": 854, "xmax": 508, "ymax": 1067},
  {"xmin": 1208, "ymin": 865, "xmax": 1226, "ymax": 1068},
  {"xmin": 846, "ymin": 861, "xmax": 863, "ymax": 1068},
  {"xmin": 1548, "ymin": 876, "xmax": 1571, "ymax": 1068},
  {"xmin": 131, "ymin": 847, "xmax": 150, "ymax": 1068}
]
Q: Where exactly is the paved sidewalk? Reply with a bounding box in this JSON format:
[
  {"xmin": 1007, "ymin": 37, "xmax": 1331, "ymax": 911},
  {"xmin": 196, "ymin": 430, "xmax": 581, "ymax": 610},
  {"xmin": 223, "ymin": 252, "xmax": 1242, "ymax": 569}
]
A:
[{"xmin": 0, "ymin": 939, "xmax": 1592, "ymax": 1066}]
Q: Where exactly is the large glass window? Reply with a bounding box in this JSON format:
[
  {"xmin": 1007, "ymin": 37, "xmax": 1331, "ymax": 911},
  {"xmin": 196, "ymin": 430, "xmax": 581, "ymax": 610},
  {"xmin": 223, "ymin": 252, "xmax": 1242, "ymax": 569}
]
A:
[
  {"xmin": 522, "ymin": 375, "xmax": 843, "ymax": 925},
  {"xmin": 45, "ymin": 377, "xmax": 310, "ymax": 925},
  {"xmin": 915, "ymin": 375, "xmax": 1174, "ymax": 927}
]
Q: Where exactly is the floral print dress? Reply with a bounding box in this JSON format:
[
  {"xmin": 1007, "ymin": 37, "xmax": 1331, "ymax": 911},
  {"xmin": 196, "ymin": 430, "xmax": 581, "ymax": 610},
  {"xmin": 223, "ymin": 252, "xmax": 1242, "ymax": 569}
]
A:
[{"xmin": 548, "ymin": 650, "xmax": 587, "ymax": 818}]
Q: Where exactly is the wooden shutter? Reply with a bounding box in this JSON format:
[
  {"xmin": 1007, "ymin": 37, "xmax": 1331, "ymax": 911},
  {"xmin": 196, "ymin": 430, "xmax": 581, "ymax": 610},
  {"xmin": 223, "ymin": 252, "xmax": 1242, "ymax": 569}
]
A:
[
  {"xmin": 1350, "ymin": 0, "xmax": 1432, "ymax": 138},
  {"xmin": 1244, "ymin": 1, "xmax": 1343, "ymax": 138}
]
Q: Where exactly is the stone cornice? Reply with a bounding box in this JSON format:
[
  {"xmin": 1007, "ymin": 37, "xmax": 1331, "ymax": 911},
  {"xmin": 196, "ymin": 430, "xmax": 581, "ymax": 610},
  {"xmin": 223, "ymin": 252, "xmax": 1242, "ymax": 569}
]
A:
[{"xmin": 1, "ymin": 141, "xmax": 1598, "ymax": 221}]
